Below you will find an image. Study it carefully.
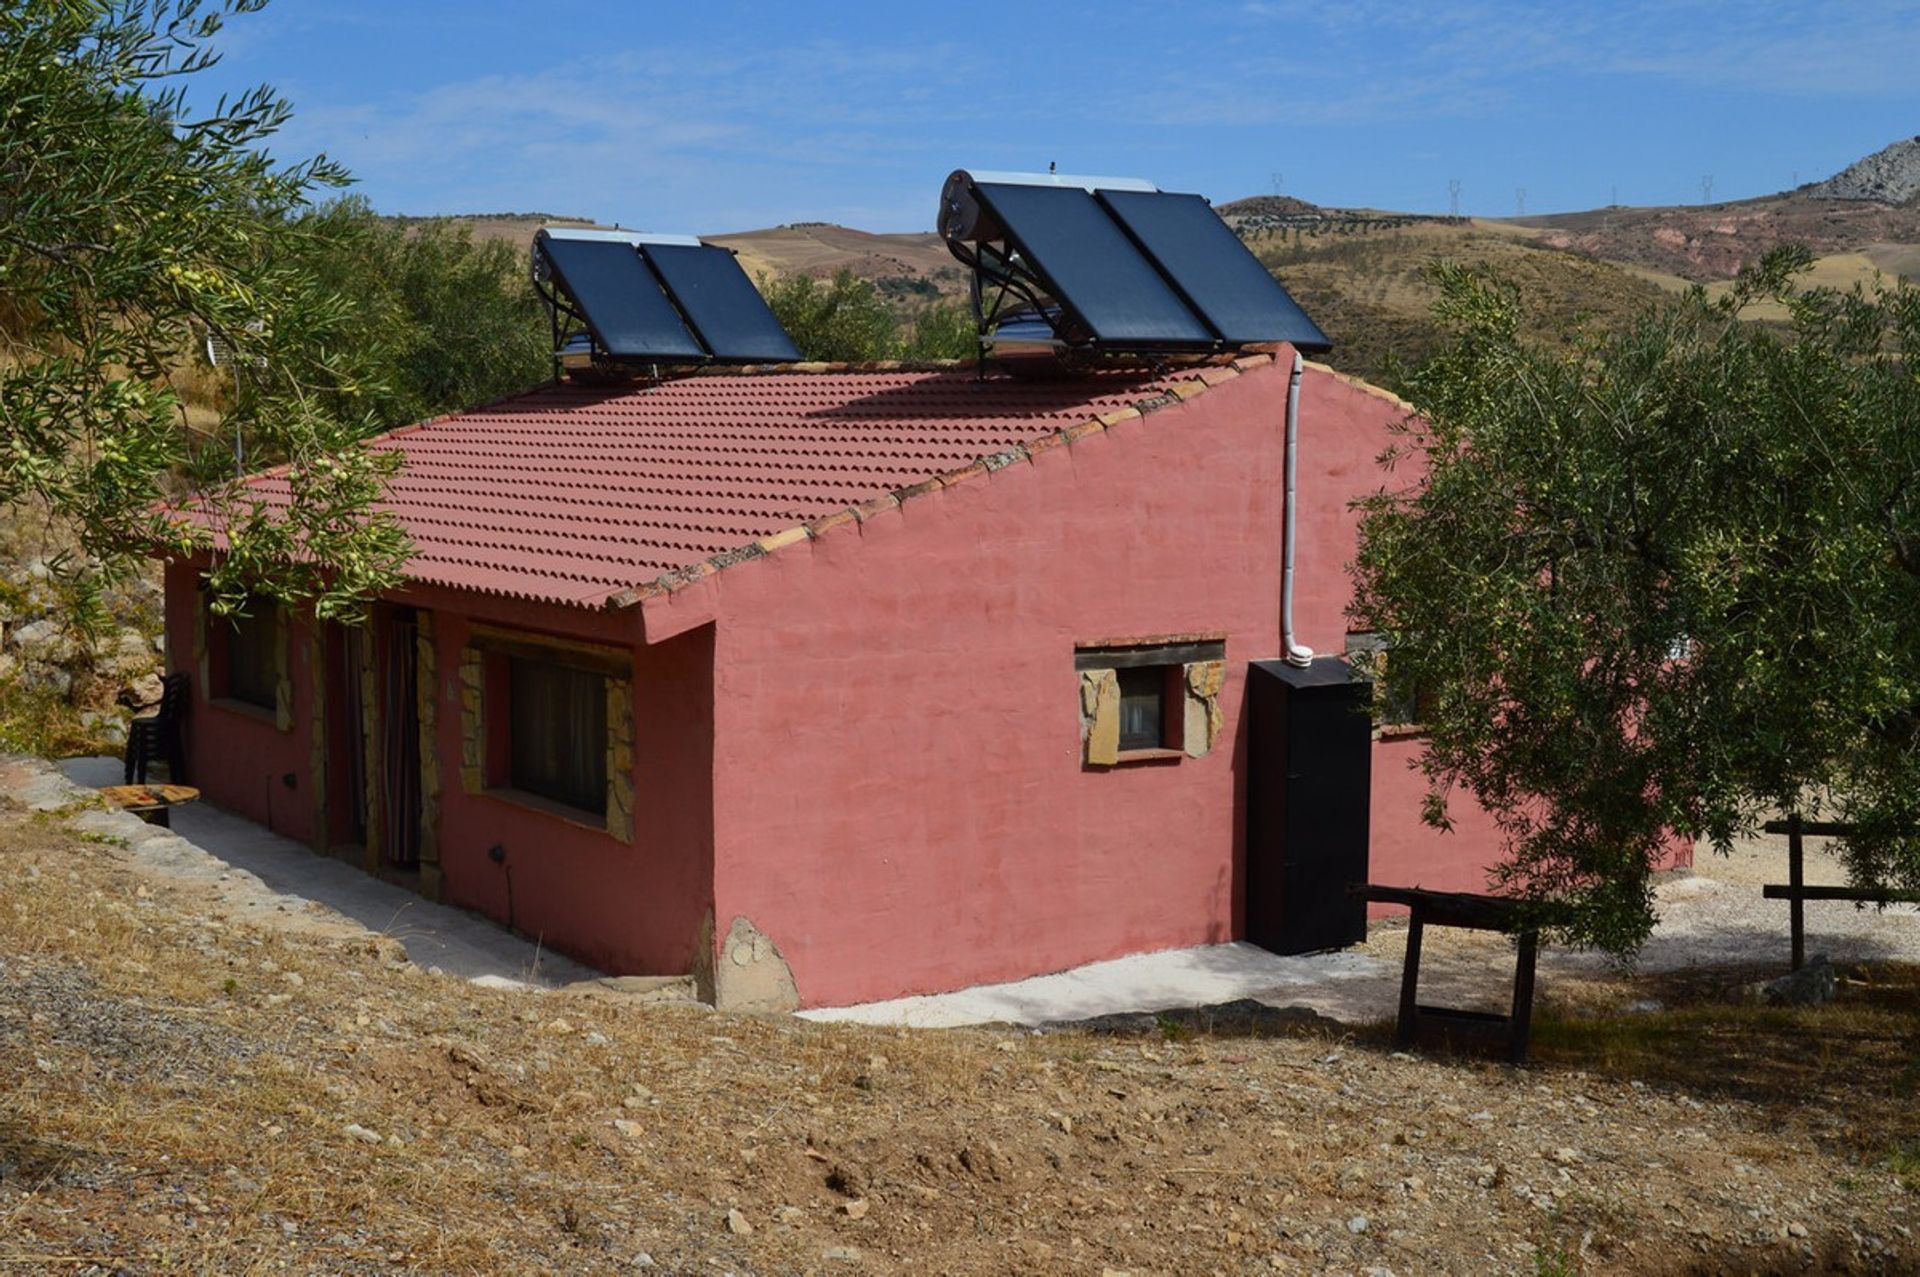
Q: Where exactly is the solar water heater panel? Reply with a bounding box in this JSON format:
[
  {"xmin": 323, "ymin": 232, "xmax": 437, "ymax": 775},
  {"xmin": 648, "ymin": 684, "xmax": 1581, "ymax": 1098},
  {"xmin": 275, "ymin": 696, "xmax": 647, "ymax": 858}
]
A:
[
  {"xmin": 537, "ymin": 234, "xmax": 705, "ymax": 361},
  {"xmin": 643, "ymin": 243, "xmax": 801, "ymax": 363},
  {"xmin": 1099, "ymin": 190, "xmax": 1330, "ymax": 351},
  {"xmin": 972, "ymin": 182, "xmax": 1212, "ymax": 347}
]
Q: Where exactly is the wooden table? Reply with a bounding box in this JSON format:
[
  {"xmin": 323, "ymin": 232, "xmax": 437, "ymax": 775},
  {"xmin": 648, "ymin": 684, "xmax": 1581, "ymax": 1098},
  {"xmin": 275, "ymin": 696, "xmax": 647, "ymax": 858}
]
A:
[
  {"xmin": 98, "ymin": 783, "xmax": 200, "ymax": 829},
  {"xmin": 1352, "ymin": 884, "xmax": 1564, "ymax": 1066}
]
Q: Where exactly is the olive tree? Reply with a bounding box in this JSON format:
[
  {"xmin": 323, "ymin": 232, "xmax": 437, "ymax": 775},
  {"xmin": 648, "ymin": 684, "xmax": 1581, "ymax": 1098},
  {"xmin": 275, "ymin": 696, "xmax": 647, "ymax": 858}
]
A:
[
  {"xmin": 1350, "ymin": 249, "xmax": 1920, "ymax": 951},
  {"xmin": 0, "ymin": 0, "xmax": 409, "ymax": 624}
]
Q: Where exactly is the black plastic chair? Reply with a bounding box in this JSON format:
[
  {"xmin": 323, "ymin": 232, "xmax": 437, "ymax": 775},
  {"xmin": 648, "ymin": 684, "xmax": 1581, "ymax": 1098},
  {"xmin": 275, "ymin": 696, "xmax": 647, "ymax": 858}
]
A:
[{"xmin": 124, "ymin": 672, "xmax": 189, "ymax": 784}]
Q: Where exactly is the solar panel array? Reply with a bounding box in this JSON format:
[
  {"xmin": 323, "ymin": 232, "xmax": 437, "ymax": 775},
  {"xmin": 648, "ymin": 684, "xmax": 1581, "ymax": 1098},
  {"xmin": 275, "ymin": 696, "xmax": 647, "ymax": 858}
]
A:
[
  {"xmin": 534, "ymin": 229, "xmax": 801, "ymax": 366},
  {"xmin": 963, "ymin": 175, "xmax": 1331, "ymax": 354}
]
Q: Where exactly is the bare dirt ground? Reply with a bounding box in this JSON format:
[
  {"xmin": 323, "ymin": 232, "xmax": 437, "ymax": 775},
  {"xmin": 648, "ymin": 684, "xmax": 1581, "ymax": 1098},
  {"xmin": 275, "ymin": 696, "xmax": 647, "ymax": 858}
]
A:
[{"xmin": 4, "ymin": 796, "xmax": 1920, "ymax": 1274}]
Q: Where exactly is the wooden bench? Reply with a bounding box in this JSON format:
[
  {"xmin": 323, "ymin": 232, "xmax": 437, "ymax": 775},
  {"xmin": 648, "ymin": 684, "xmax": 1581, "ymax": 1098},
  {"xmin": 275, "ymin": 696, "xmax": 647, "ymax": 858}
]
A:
[
  {"xmin": 98, "ymin": 783, "xmax": 200, "ymax": 829},
  {"xmin": 1762, "ymin": 817, "xmax": 1920, "ymax": 970},
  {"xmin": 1352, "ymin": 884, "xmax": 1566, "ymax": 1065}
]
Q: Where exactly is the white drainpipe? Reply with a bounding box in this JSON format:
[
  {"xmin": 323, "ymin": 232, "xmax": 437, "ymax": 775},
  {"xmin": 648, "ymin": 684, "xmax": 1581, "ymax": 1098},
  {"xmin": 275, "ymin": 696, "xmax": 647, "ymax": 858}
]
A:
[{"xmin": 1281, "ymin": 350, "xmax": 1314, "ymax": 667}]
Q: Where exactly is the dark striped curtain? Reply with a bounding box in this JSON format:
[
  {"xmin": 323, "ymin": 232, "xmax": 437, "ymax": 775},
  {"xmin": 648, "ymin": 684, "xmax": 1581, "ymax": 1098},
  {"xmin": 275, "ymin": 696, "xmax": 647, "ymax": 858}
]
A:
[{"xmin": 381, "ymin": 611, "xmax": 421, "ymax": 868}]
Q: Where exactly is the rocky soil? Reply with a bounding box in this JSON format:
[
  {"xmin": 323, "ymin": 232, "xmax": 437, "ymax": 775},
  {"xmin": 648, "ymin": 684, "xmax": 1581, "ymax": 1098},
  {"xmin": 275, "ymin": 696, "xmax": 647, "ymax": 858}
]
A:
[
  {"xmin": 0, "ymin": 549, "xmax": 166, "ymax": 753},
  {"xmin": 4, "ymin": 796, "xmax": 1920, "ymax": 1273},
  {"xmin": 1527, "ymin": 195, "xmax": 1920, "ymax": 283}
]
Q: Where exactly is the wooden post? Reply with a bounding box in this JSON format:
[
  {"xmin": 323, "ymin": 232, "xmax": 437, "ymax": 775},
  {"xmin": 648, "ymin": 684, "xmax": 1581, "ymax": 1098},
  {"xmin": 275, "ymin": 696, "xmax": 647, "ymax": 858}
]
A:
[
  {"xmin": 1396, "ymin": 908, "xmax": 1424, "ymax": 1049},
  {"xmin": 1788, "ymin": 815, "xmax": 1805, "ymax": 971},
  {"xmin": 1510, "ymin": 930, "xmax": 1539, "ymax": 1066}
]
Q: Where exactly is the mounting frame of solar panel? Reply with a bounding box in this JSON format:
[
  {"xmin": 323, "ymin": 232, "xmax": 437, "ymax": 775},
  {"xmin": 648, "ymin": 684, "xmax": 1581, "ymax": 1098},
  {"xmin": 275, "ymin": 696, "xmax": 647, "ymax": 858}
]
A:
[
  {"xmin": 938, "ymin": 170, "xmax": 1330, "ymax": 362},
  {"xmin": 531, "ymin": 228, "xmax": 799, "ymax": 374}
]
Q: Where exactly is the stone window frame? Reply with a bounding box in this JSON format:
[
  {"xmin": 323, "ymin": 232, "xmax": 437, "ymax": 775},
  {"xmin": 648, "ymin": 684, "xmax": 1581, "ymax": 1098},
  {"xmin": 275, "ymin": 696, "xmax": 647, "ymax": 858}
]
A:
[
  {"xmin": 457, "ymin": 623, "xmax": 635, "ymax": 843},
  {"xmin": 1076, "ymin": 635, "xmax": 1226, "ymax": 766},
  {"xmin": 196, "ymin": 588, "xmax": 292, "ymax": 731},
  {"xmin": 1345, "ymin": 631, "xmax": 1428, "ymax": 740}
]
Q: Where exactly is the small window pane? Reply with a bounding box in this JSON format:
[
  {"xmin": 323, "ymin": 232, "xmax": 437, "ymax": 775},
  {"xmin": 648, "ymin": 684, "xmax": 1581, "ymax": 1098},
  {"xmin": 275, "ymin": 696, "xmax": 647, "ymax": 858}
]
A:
[
  {"xmin": 227, "ymin": 606, "xmax": 279, "ymax": 710},
  {"xmin": 509, "ymin": 656, "xmax": 607, "ymax": 814},
  {"xmin": 1117, "ymin": 665, "xmax": 1165, "ymax": 751}
]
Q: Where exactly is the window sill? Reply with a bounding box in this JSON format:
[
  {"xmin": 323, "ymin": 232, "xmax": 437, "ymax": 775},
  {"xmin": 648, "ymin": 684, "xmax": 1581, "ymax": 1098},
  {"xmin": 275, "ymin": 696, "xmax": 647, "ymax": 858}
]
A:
[
  {"xmin": 1109, "ymin": 746, "xmax": 1188, "ymax": 765},
  {"xmin": 208, "ymin": 696, "xmax": 280, "ymax": 726},
  {"xmin": 1375, "ymin": 724, "xmax": 1429, "ymax": 742},
  {"xmin": 480, "ymin": 785, "xmax": 609, "ymax": 833}
]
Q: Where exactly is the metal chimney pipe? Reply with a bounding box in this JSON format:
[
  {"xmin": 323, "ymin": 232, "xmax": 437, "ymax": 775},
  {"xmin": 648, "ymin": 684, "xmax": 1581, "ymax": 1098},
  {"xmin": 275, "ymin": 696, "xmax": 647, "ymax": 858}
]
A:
[{"xmin": 1281, "ymin": 350, "xmax": 1314, "ymax": 667}]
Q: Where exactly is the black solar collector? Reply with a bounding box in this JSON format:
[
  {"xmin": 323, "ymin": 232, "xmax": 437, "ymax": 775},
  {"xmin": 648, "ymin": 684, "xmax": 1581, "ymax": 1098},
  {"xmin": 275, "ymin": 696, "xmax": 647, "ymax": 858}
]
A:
[
  {"xmin": 971, "ymin": 182, "xmax": 1214, "ymax": 348},
  {"xmin": 645, "ymin": 243, "xmax": 802, "ymax": 363},
  {"xmin": 536, "ymin": 234, "xmax": 705, "ymax": 361},
  {"xmin": 1099, "ymin": 190, "xmax": 1331, "ymax": 352}
]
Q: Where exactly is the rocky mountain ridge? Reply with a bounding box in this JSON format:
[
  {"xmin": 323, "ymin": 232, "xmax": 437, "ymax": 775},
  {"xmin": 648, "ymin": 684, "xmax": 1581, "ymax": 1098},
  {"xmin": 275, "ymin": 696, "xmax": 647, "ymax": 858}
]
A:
[{"xmin": 1805, "ymin": 135, "xmax": 1920, "ymax": 204}]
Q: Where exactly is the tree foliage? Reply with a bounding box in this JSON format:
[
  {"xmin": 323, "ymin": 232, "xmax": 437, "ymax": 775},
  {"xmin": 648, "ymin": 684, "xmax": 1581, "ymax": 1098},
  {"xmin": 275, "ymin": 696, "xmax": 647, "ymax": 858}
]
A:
[
  {"xmin": 0, "ymin": 0, "xmax": 409, "ymax": 622},
  {"xmin": 1350, "ymin": 249, "xmax": 1920, "ymax": 952},
  {"xmin": 287, "ymin": 200, "xmax": 549, "ymax": 427},
  {"xmin": 760, "ymin": 269, "xmax": 973, "ymax": 362}
]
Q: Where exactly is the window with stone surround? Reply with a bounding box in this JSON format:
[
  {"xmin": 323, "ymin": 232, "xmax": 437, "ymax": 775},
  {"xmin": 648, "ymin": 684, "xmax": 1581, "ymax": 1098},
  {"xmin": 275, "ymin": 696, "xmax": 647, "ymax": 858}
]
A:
[
  {"xmin": 201, "ymin": 591, "xmax": 289, "ymax": 727},
  {"xmin": 1345, "ymin": 632, "xmax": 1428, "ymax": 735},
  {"xmin": 458, "ymin": 624, "xmax": 635, "ymax": 840},
  {"xmin": 1076, "ymin": 637, "xmax": 1227, "ymax": 766}
]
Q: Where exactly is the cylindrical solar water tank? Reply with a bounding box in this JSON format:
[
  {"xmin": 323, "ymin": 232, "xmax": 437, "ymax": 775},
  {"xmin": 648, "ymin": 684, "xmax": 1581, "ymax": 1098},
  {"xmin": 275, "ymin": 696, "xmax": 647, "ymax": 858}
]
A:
[{"xmin": 938, "ymin": 170, "xmax": 999, "ymax": 244}]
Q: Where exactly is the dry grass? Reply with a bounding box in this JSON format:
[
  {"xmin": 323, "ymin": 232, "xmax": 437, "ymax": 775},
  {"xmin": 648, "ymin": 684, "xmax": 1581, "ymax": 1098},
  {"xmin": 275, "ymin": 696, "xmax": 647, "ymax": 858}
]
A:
[
  {"xmin": 1250, "ymin": 220, "xmax": 1670, "ymax": 390},
  {"xmin": 4, "ymin": 807, "xmax": 1920, "ymax": 1274}
]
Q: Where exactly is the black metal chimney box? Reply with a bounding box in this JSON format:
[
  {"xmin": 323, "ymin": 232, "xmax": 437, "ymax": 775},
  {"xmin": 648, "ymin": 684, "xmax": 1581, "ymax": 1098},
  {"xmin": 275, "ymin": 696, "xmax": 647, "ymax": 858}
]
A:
[{"xmin": 1244, "ymin": 658, "xmax": 1373, "ymax": 955}]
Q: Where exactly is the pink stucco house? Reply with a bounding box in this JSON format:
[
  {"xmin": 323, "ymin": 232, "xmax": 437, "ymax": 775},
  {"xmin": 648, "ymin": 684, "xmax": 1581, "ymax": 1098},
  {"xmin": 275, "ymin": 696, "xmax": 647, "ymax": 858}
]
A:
[{"xmin": 162, "ymin": 347, "xmax": 1520, "ymax": 1009}]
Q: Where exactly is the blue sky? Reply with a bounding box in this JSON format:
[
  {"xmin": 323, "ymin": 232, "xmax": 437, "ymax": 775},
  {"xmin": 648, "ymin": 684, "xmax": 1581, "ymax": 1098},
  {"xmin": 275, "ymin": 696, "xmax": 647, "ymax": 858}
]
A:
[{"xmin": 195, "ymin": 1, "xmax": 1920, "ymax": 234}]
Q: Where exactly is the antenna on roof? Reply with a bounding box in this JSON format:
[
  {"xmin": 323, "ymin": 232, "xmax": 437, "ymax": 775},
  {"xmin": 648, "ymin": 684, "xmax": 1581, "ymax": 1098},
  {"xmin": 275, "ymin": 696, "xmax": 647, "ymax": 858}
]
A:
[{"xmin": 201, "ymin": 321, "xmax": 266, "ymax": 474}]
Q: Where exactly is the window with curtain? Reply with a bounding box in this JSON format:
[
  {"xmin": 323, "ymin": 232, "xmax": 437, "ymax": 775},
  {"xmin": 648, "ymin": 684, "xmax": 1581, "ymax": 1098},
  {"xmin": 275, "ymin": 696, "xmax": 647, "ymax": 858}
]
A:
[
  {"xmin": 507, "ymin": 655, "xmax": 607, "ymax": 814},
  {"xmin": 226, "ymin": 603, "xmax": 280, "ymax": 710}
]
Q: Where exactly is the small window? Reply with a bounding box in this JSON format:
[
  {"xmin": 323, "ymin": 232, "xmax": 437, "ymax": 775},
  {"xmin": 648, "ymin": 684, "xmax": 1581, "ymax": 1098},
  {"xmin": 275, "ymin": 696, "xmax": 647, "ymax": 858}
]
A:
[
  {"xmin": 507, "ymin": 655, "xmax": 607, "ymax": 814},
  {"xmin": 1346, "ymin": 632, "xmax": 1426, "ymax": 728},
  {"xmin": 225, "ymin": 603, "xmax": 281, "ymax": 711},
  {"xmin": 1116, "ymin": 665, "xmax": 1169, "ymax": 751},
  {"xmin": 1077, "ymin": 637, "xmax": 1227, "ymax": 764}
]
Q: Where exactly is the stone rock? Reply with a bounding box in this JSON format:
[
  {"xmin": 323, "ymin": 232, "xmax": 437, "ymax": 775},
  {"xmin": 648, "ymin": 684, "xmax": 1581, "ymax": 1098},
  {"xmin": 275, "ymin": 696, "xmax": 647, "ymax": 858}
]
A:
[
  {"xmin": 343, "ymin": 1123, "xmax": 381, "ymax": 1144},
  {"xmin": 823, "ymin": 1246, "xmax": 862, "ymax": 1263},
  {"xmin": 711, "ymin": 915, "xmax": 799, "ymax": 1013},
  {"xmin": 1347, "ymin": 1215, "xmax": 1370, "ymax": 1234},
  {"xmin": 840, "ymin": 1199, "xmax": 869, "ymax": 1220},
  {"xmin": 631, "ymin": 1253, "xmax": 655, "ymax": 1269},
  {"xmin": 80, "ymin": 710, "xmax": 127, "ymax": 748},
  {"xmin": 11, "ymin": 618, "xmax": 67, "ymax": 659},
  {"xmin": 725, "ymin": 1208, "xmax": 753, "ymax": 1236},
  {"xmin": 121, "ymin": 672, "xmax": 165, "ymax": 710},
  {"xmin": 1759, "ymin": 956, "xmax": 1837, "ymax": 1007},
  {"xmin": 28, "ymin": 665, "xmax": 72, "ymax": 698}
]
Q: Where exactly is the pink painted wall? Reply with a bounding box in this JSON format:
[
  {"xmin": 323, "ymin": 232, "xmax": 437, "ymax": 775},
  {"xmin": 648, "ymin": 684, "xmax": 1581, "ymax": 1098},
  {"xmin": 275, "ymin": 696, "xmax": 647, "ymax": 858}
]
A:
[
  {"xmin": 163, "ymin": 561, "xmax": 714, "ymax": 977},
  {"xmin": 420, "ymin": 595, "xmax": 714, "ymax": 977},
  {"xmin": 699, "ymin": 354, "xmax": 1512, "ymax": 1007},
  {"xmin": 163, "ymin": 559, "xmax": 319, "ymax": 844}
]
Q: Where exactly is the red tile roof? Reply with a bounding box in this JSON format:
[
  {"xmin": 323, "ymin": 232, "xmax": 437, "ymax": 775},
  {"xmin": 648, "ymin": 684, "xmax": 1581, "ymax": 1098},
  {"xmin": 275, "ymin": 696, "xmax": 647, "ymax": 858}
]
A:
[{"xmin": 211, "ymin": 357, "xmax": 1271, "ymax": 609}]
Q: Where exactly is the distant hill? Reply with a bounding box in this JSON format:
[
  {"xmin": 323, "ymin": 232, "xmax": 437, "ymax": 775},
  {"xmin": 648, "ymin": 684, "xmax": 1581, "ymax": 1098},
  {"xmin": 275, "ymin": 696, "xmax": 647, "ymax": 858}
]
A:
[{"xmin": 411, "ymin": 139, "xmax": 1920, "ymax": 390}]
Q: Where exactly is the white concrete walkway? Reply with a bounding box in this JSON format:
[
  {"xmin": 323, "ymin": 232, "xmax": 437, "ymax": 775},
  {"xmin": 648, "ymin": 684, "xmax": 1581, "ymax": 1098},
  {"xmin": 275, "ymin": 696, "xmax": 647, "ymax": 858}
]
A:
[
  {"xmin": 50, "ymin": 756, "xmax": 597, "ymax": 989},
  {"xmin": 800, "ymin": 943, "xmax": 1398, "ymax": 1029}
]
